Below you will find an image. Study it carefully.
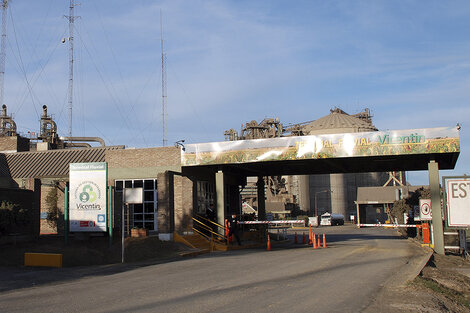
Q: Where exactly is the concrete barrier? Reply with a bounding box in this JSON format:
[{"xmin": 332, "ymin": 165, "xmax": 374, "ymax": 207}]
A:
[{"xmin": 24, "ymin": 253, "xmax": 63, "ymax": 268}]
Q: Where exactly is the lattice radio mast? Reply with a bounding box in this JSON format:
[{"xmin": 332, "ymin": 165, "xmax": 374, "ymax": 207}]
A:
[
  {"xmin": 160, "ymin": 10, "xmax": 167, "ymax": 147},
  {"xmin": 0, "ymin": 0, "xmax": 9, "ymax": 108},
  {"xmin": 64, "ymin": 0, "xmax": 78, "ymax": 137}
]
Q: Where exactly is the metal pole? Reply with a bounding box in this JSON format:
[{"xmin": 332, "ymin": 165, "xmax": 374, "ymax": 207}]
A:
[
  {"xmin": 65, "ymin": 0, "xmax": 76, "ymax": 137},
  {"xmin": 0, "ymin": 0, "xmax": 9, "ymax": 108},
  {"xmin": 429, "ymin": 160, "xmax": 445, "ymax": 254},
  {"xmin": 108, "ymin": 186, "xmax": 113, "ymax": 247},
  {"xmin": 64, "ymin": 184, "xmax": 69, "ymax": 245},
  {"xmin": 314, "ymin": 193, "xmax": 317, "ymax": 217},
  {"xmin": 121, "ymin": 202, "xmax": 125, "ymax": 263}
]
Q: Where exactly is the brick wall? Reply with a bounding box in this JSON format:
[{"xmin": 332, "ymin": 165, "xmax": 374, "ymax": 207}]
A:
[
  {"xmin": 174, "ymin": 175, "xmax": 194, "ymax": 232},
  {"xmin": 39, "ymin": 182, "xmax": 66, "ymax": 235},
  {"xmin": 157, "ymin": 171, "xmax": 174, "ymax": 234},
  {"xmin": 106, "ymin": 147, "xmax": 180, "ymax": 169},
  {"xmin": 107, "ymin": 147, "xmax": 194, "ymax": 237},
  {"xmin": 0, "ymin": 136, "xmax": 30, "ymax": 153}
]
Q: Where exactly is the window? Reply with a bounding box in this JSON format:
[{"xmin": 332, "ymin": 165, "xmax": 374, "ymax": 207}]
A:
[
  {"xmin": 196, "ymin": 181, "xmax": 215, "ymax": 215},
  {"xmin": 115, "ymin": 178, "xmax": 158, "ymax": 232}
]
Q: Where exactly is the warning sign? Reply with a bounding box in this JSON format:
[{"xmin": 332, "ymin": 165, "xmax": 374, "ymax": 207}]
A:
[{"xmin": 420, "ymin": 199, "xmax": 432, "ymax": 220}]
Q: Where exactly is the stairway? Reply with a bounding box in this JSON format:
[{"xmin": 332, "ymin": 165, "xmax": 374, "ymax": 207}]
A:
[
  {"xmin": 182, "ymin": 234, "xmax": 211, "ymax": 250},
  {"xmin": 174, "ymin": 232, "xmax": 231, "ymax": 254}
]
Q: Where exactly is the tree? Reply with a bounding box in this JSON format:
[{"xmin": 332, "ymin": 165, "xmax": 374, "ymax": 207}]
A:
[{"xmin": 45, "ymin": 186, "xmax": 59, "ymax": 228}]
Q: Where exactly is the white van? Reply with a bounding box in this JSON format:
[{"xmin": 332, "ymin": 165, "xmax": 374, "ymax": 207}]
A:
[{"xmin": 320, "ymin": 213, "xmax": 345, "ymax": 226}]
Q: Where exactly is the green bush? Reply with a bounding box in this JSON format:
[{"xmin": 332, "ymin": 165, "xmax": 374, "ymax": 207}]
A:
[{"xmin": 0, "ymin": 201, "xmax": 30, "ymax": 236}]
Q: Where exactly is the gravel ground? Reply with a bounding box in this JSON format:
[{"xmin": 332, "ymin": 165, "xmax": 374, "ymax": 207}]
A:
[{"xmin": 366, "ymin": 246, "xmax": 470, "ymax": 313}]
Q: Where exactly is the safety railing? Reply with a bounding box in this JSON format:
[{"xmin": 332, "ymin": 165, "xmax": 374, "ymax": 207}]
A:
[{"xmin": 192, "ymin": 214, "xmax": 228, "ymax": 245}]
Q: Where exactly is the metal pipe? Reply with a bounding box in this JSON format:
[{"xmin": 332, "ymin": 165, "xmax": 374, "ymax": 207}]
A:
[
  {"xmin": 64, "ymin": 142, "xmax": 92, "ymax": 148},
  {"xmin": 60, "ymin": 136, "xmax": 105, "ymax": 147}
]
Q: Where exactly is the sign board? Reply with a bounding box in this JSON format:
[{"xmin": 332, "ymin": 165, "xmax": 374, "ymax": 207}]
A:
[
  {"xmin": 69, "ymin": 162, "xmax": 107, "ymax": 232},
  {"xmin": 443, "ymin": 176, "xmax": 470, "ymax": 228},
  {"xmin": 182, "ymin": 127, "xmax": 459, "ymax": 166},
  {"xmin": 124, "ymin": 188, "xmax": 143, "ymax": 204},
  {"xmin": 419, "ymin": 199, "xmax": 432, "ymax": 220}
]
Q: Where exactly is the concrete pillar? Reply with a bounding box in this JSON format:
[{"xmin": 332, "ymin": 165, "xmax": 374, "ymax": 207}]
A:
[
  {"xmin": 356, "ymin": 202, "xmax": 360, "ymax": 226},
  {"xmin": 216, "ymin": 170, "xmax": 225, "ymax": 228},
  {"xmin": 429, "ymin": 160, "xmax": 445, "ymax": 254},
  {"xmin": 297, "ymin": 175, "xmax": 310, "ymax": 213},
  {"xmin": 257, "ymin": 176, "xmax": 266, "ymax": 220},
  {"xmin": 330, "ymin": 173, "xmax": 347, "ymax": 216}
]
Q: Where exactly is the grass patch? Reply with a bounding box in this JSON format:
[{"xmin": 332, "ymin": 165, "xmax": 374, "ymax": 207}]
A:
[{"xmin": 412, "ymin": 276, "xmax": 470, "ymax": 309}]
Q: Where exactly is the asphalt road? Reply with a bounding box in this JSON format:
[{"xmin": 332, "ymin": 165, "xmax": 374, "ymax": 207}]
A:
[{"xmin": 0, "ymin": 225, "xmax": 423, "ymax": 313}]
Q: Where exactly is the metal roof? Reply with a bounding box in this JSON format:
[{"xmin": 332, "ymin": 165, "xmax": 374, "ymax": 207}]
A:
[
  {"xmin": 356, "ymin": 185, "xmax": 429, "ymax": 204},
  {"xmin": 2, "ymin": 146, "xmax": 124, "ymax": 179},
  {"xmin": 356, "ymin": 187, "xmax": 400, "ymax": 204},
  {"xmin": 304, "ymin": 109, "xmax": 378, "ymax": 134}
]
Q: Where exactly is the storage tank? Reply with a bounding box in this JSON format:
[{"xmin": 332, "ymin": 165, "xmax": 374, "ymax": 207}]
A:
[{"xmin": 301, "ymin": 108, "xmax": 389, "ymax": 218}]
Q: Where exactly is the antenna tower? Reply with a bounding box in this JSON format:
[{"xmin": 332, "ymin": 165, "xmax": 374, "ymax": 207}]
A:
[
  {"xmin": 65, "ymin": 0, "xmax": 78, "ymax": 137},
  {"xmin": 160, "ymin": 10, "xmax": 167, "ymax": 147},
  {"xmin": 0, "ymin": 0, "xmax": 9, "ymax": 108}
]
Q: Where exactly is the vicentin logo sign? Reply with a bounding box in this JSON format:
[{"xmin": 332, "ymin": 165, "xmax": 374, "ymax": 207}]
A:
[
  {"xmin": 74, "ymin": 181, "xmax": 102, "ymax": 210},
  {"xmin": 69, "ymin": 163, "xmax": 107, "ymax": 232}
]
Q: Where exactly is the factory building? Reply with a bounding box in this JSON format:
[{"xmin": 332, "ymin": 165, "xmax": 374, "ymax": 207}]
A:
[
  {"xmin": 225, "ymin": 108, "xmax": 403, "ymax": 220},
  {"xmin": 1, "ymin": 104, "xmax": 455, "ymax": 245}
]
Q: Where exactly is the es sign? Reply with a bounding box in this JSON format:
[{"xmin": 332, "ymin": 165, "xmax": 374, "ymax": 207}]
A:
[{"xmin": 444, "ymin": 177, "xmax": 470, "ymax": 228}]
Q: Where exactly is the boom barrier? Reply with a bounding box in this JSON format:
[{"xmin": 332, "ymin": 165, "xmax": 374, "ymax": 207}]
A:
[
  {"xmin": 238, "ymin": 220, "xmax": 305, "ymax": 225},
  {"xmin": 357, "ymin": 223, "xmax": 420, "ymax": 228}
]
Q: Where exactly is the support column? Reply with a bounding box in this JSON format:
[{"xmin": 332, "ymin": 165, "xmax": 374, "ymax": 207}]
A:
[
  {"xmin": 216, "ymin": 170, "xmax": 225, "ymax": 229},
  {"xmin": 429, "ymin": 160, "xmax": 445, "ymax": 255},
  {"xmin": 257, "ymin": 176, "xmax": 266, "ymax": 220},
  {"xmin": 64, "ymin": 185, "xmax": 69, "ymax": 245},
  {"xmin": 356, "ymin": 202, "xmax": 360, "ymax": 226}
]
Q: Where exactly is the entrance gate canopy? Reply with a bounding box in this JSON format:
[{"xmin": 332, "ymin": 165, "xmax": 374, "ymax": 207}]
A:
[{"xmin": 181, "ymin": 127, "xmax": 460, "ymax": 176}]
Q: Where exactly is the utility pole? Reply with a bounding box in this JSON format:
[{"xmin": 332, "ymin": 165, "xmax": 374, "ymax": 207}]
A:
[
  {"xmin": 64, "ymin": 0, "xmax": 78, "ymax": 138},
  {"xmin": 0, "ymin": 0, "xmax": 9, "ymax": 108},
  {"xmin": 160, "ymin": 10, "xmax": 167, "ymax": 147}
]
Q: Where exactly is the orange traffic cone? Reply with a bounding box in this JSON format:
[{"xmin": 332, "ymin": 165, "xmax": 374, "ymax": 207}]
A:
[
  {"xmin": 317, "ymin": 236, "xmax": 321, "ymax": 248},
  {"xmin": 308, "ymin": 225, "xmax": 312, "ymax": 245},
  {"xmin": 267, "ymin": 234, "xmax": 271, "ymax": 251},
  {"xmin": 322, "ymin": 233, "xmax": 327, "ymax": 248},
  {"xmin": 294, "ymin": 232, "xmax": 298, "ymax": 244},
  {"xmin": 313, "ymin": 234, "xmax": 317, "ymax": 249},
  {"xmin": 302, "ymin": 232, "xmax": 306, "ymax": 244}
]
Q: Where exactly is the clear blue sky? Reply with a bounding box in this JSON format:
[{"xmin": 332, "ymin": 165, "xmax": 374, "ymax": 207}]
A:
[{"xmin": 2, "ymin": 0, "xmax": 469, "ymax": 184}]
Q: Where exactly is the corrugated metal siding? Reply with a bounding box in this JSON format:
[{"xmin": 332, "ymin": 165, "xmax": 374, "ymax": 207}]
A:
[{"xmin": 3, "ymin": 146, "xmax": 123, "ymax": 179}]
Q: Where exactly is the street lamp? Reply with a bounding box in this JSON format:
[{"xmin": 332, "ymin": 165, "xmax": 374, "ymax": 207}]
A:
[{"xmin": 314, "ymin": 189, "xmax": 332, "ymax": 217}]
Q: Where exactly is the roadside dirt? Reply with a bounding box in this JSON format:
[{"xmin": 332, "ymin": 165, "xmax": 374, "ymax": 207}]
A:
[
  {"xmin": 0, "ymin": 235, "xmax": 191, "ymax": 267},
  {"xmin": 368, "ymin": 251, "xmax": 470, "ymax": 313}
]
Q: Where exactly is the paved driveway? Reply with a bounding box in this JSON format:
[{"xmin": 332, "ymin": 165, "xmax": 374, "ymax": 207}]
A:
[{"xmin": 0, "ymin": 225, "xmax": 425, "ymax": 313}]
